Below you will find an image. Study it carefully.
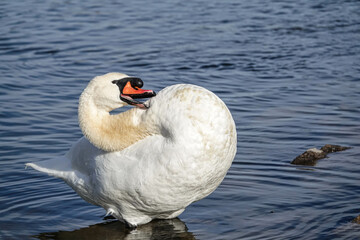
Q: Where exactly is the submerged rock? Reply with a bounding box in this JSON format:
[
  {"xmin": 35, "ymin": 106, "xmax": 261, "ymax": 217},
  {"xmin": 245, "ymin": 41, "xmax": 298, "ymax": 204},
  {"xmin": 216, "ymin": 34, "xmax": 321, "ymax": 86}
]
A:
[
  {"xmin": 291, "ymin": 144, "xmax": 351, "ymax": 166},
  {"xmin": 352, "ymin": 215, "xmax": 360, "ymax": 224}
]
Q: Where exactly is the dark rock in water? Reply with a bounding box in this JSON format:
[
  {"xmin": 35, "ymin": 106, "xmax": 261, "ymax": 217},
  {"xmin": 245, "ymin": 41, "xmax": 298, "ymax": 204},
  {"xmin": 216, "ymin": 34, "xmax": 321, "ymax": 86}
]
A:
[
  {"xmin": 352, "ymin": 215, "xmax": 360, "ymax": 224},
  {"xmin": 291, "ymin": 148, "xmax": 327, "ymax": 166},
  {"xmin": 291, "ymin": 144, "xmax": 351, "ymax": 166},
  {"xmin": 320, "ymin": 144, "xmax": 351, "ymax": 154}
]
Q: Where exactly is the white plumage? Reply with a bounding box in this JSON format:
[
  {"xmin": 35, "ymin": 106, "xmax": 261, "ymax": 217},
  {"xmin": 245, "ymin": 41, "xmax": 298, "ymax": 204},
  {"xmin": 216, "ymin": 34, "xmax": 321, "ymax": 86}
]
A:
[{"xmin": 26, "ymin": 72, "xmax": 237, "ymax": 227}]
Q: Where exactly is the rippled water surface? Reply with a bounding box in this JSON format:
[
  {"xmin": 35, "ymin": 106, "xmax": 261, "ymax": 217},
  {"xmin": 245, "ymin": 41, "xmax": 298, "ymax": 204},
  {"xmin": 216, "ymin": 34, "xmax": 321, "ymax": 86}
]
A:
[{"xmin": 1, "ymin": 0, "xmax": 360, "ymax": 239}]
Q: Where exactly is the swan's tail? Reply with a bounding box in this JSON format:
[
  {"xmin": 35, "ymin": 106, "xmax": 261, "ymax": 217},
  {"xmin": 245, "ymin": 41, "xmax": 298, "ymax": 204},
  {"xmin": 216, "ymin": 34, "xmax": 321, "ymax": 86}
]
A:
[
  {"xmin": 26, "ymin": 156, "xmax": 95, "ymax": 206},
  {"xmin": 26, "ymin": 156, "xmax": 72, "ymax": 180}
]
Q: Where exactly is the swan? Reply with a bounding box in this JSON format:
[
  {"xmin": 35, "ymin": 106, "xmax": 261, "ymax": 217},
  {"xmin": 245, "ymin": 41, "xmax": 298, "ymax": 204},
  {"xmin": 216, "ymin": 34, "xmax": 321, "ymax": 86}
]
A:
[{"xmin": 26, "ymin": 72, "xmax": 237, "ymax": 228}]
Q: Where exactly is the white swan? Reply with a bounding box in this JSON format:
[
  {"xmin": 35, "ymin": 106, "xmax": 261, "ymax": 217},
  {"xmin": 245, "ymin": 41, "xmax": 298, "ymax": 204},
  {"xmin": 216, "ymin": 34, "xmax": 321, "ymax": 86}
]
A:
[{"xmin": 26, "ymin": 72, "xmax": 237, "ymax": 228}]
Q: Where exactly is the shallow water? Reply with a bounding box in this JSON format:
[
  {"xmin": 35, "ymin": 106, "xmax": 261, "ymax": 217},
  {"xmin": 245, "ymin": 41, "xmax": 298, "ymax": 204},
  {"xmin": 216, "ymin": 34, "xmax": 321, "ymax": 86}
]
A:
[{"xmin": 1, "ymin": 0, "xmax": 360, "ymax": 239}]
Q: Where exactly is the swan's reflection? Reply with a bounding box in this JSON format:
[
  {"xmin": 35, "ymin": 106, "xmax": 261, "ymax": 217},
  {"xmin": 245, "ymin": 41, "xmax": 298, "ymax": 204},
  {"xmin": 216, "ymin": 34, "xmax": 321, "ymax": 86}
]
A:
[{"xmin": 34, "ymin": 218, "xmax": 196, "ymax": 240}]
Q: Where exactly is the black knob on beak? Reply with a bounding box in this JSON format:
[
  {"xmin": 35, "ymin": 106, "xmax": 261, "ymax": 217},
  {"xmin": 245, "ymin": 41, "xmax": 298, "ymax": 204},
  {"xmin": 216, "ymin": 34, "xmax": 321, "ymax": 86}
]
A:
[{"xmin": 130, "ymin": 78, "xmax": 143, "ymax": 89}]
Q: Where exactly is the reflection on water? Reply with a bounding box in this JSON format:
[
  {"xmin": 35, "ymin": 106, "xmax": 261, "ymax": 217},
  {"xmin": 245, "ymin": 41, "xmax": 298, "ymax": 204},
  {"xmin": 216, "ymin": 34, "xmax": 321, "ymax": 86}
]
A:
[{"xmin": 34, "ymin": 218, "xmax": 195, "ymax": 240}]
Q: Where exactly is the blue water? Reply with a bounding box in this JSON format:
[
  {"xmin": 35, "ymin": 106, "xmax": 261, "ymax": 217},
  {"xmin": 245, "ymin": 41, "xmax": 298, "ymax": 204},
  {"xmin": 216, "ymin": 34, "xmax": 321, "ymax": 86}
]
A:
[{"xmin": 1, "ymin": 0, "xmax": 360, "ymax": 239}]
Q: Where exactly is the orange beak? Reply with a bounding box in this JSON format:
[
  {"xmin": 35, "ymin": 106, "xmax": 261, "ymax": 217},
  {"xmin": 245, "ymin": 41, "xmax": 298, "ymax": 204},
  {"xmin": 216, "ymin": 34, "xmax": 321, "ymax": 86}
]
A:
[
  {"xmin": 122, "ymin": 81, "xmax": 154, "ymax": 96},
  {"xmin": 118, "ymin": 79, "xmax": 156, "ymax": 109}
]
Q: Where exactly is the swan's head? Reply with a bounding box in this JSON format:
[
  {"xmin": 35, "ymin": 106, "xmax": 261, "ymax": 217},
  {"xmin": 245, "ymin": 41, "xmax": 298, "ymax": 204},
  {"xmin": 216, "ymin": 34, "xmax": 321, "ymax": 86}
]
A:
[{"xmin": 83, "ymin": 72, "xmax": 156, "ymax": 111}]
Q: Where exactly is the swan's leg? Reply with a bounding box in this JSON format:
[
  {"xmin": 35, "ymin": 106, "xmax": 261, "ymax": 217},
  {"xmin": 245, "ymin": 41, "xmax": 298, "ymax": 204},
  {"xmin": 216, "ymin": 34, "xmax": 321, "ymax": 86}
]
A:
[
  {"xmin": 103, "ymin": 208, "xmax": 116, "ymax": 220},
  {"xmin": 103, "ymin": 215, "xmax": 116, "ymax": 220},
  {"xmin": 124, "ymin": 221, "xmax": 137, "ymax": 230}
]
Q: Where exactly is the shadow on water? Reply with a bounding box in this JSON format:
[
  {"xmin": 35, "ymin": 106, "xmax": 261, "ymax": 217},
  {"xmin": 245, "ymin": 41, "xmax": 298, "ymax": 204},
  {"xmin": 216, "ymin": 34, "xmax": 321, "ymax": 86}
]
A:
[{"xmin": 33, "ymin": 218, "xmax": 196, "ymax": 240}]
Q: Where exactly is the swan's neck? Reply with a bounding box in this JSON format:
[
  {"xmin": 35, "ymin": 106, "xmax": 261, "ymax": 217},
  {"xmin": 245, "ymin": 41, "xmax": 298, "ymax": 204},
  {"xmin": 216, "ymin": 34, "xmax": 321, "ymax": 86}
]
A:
[{"xmin": 78, "ymin": 94, "xmax": 155, "ymax": 152}]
